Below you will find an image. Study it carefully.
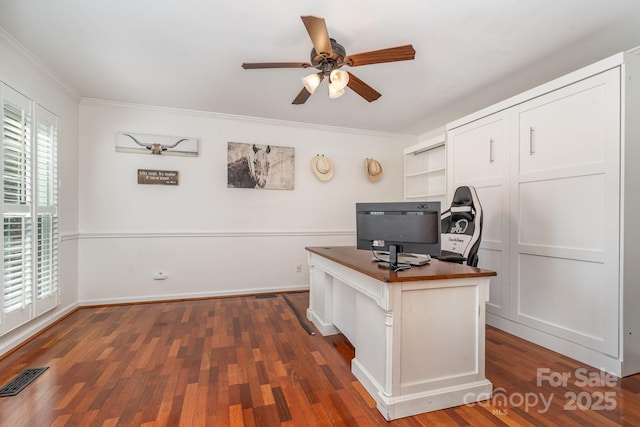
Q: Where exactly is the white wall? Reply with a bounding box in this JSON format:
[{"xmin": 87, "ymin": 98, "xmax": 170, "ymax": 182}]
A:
[
  {"xmin": 79, "ymin": 100, "xmax": 415, "ymax": 304},
  {"xmin": 0, "ymin": 30, "xmax": 80, "ymax": 355}
]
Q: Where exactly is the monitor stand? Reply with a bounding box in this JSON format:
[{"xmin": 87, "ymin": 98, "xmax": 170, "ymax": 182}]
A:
[{"xmin": 377, "ymin": 244, "xmax": 401, "ymax": 270}]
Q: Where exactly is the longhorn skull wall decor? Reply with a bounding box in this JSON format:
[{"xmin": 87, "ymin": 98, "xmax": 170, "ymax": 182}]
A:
[{"xmin": 116, "ymin": 132, "xmax": 199, "ymax": 157}]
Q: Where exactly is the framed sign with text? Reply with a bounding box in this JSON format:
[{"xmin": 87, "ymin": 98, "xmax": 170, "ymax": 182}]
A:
[{"xmin": 137, "ymin": 169, "xmax": 179, "ymax": 185}]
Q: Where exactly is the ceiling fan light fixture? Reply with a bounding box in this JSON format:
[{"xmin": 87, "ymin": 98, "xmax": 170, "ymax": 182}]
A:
[
  {"xmin": 302, "ymin": 73, "xmax": 322, "ymax": 94},
  {"xmin": 328, "ymin": 82, "xmax": 345, "ymax": 99},
  {"xmin": 329, "ymin": 69, "xmax": 349, "ymax": 90},
  {"xmin": 242, "ymin": 16, "xmax": 416, "ymax": 105}
]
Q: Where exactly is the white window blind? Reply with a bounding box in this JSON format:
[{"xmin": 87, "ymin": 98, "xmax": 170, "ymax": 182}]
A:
[
  {"xmin": 1, "ymin": 84, "xmax": 59, "ymax": 334},
  {"xmin": 35, "ymin": 106, "xmax": 58, "ymax": 304},
  {"xmin": 3, "ymin": 216, "xmax": 32, "ymax": 313},
  {"xmin": 37, "ymin": 215, "xmax": 57, "ymax": 299},
  {"xmin": 3, "ymin": 99, "xmax": 31, "ymax": 205}
]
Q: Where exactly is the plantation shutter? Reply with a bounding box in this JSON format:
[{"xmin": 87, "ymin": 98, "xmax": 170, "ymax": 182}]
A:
[
  {"xmin": 3, "ymin": 98, "xmax": 31, "ymax": 205},
  {"xmin": 35, "ymin": 105, "xmax": 58, "ymax": 312},
  {"xmin": 2, "ymin": 86, "xmax": 33, "ymax": 329},
  {"xmin": 1, "ymin": 84, "xmax": 59, "ymax": 334},
  {"xmin": 4, "ymin": 217, "xmax": 32, "ymax": 313}
]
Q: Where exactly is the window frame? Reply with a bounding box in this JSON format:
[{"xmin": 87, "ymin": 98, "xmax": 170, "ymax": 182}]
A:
[{"xmin": 1, "ymin": 84, "xmax": 59, "ymax": 335}]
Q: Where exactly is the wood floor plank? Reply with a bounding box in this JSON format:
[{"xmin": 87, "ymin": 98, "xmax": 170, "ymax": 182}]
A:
[{"xmin": 1, "ymin": 292, "xmax": 639, "ymax": 426}]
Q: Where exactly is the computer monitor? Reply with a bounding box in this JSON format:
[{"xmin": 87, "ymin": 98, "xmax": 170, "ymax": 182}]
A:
[{"xmin": 356, "ymin": 201, "xmax": 441, "ymax": 270}]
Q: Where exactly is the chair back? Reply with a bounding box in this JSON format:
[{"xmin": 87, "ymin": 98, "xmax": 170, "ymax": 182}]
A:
[{"xmin": 440, "ymin": 186, "xmax": 483, "ymax": 266}]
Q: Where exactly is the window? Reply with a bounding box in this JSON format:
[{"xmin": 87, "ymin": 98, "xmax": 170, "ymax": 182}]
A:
[{"xmin": 1, "ymin": 84, "xmax": 59, "ymax": 335}]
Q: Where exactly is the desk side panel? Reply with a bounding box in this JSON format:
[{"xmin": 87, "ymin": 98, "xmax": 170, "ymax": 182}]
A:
[{"xmin": 400, "ymin": 279, "xmax": 485, "ymax": 393}]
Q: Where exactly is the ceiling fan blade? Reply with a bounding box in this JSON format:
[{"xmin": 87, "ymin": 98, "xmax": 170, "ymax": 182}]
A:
[
  {"xmin": 242, "ymin": 62, "xmax": 311, "ymax": 69},
  {"xmin": 292, "ymin": 87, "xmax": 312, "ymax": 105},
  {"xmin": 345, "ymin": 45, "xmax": 416, "ymax": 67},
  {"xmin": 346, "ymin": 72, "xmax": 381, "ymax": 102},
  {"xmin": 301, "ymin": 16, "xmax": 333, "ymax": 57}
]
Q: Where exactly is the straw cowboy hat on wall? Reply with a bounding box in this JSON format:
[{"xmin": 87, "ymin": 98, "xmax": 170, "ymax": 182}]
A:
[
  {"xmin": 311, "ymin": 154, "xmax": 334, "ymax": 182},
  {"xmin": 365, "ymin": 158, "xmax": 383, "ymax": 183}
]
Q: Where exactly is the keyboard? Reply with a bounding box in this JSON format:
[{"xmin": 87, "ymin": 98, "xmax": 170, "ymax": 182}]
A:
[{"xmin": 372, "ymin": 252, "xmax": 431, "ymax": 266}]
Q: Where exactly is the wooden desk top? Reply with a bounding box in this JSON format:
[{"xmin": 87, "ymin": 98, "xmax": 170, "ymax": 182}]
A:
[{"xmin": 306, "ymin": 246, "xmax": 496, "ymax": 283}]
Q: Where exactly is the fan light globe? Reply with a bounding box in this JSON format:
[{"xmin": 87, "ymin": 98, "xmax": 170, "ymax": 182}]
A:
[
  {"xmin": 329, "ymin": 69, "xmax": 349, "ymax": 90},
  {"xmin": 328, "ymin": 83, "xmax": 345, "ymax": 99},
  {"xmin": 302, "ymin": 73, "xmax": 321, "ymax": 94}
]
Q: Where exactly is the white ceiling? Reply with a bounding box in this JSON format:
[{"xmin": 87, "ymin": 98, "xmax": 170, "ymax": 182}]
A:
[{"xmin": 1, "ymin": 0, "xmax": 640, "ymax": 136}]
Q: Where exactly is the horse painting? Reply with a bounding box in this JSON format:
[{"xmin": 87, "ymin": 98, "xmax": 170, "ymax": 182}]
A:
[
  {"xmin": 227, "ymin": 144, "xmax": 271, "ymax": 188},
  {"xmin": 227, "ymin": 142, "xmax": 295, "ymax": 190}
]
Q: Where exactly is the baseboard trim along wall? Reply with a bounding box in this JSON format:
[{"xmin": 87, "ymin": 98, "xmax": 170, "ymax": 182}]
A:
[
  {"xmin": 78, "ymin": 284, "xmax": 310, "ymax": 306},
  {"xmin": 0, "ymin": 303, "xmax": 80, "ymax": 359}
]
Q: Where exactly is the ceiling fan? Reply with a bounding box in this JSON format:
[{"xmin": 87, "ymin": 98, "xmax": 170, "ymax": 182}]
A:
[{"xmin": 241, "ymin": 16, "xmax": 416, "ymax": 104}]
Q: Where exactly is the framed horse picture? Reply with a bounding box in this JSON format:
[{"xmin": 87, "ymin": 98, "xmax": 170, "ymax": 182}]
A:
[{"xmin": 227, "ymin": 142, "xmax": 295, "ymax": 190}]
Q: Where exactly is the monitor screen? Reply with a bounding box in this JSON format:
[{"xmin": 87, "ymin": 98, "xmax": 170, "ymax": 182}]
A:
[{"xmin": 356, "ymin": 202, "xmax": 441, "ymax": 268}]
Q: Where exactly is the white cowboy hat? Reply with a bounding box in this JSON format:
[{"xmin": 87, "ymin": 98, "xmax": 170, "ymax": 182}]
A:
[
  {"xmin": 311, "ymin": 154, "xmax": 334, "ymax": 182},
  {"xmin": 365, "ymin": 158, "xmax": 383, "ymax": 183}
]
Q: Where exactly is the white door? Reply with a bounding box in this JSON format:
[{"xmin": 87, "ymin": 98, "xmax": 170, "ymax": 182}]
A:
[
  {"xmin": 447, "ymin": 112, "xmax": 510, "ymax": 318},
  {"xmin": 510, "ymin": 67, "xmax": 621, "ymax": 356}
]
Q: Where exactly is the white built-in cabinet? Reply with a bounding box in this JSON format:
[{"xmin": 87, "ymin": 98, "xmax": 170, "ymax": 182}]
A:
[
  {"xmin": 447, "ymin": 113, "xmax": 510, "ymax": 319},
  {"xmin": 510, "ymin": 69, "xmax": 621, "ymax": 358},
  {"xmin": 445, "ymin": 48, "xmax": 640, "ymax": 376},
  {"xmin": 403, "ymin": 135, "xmax": 446, "ymax": 206}
]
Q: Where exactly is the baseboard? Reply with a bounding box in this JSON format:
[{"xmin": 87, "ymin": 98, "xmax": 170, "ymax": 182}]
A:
[
  {"xmin": 487, "ymin": 313, "xmax": 623, "ymax": 377},
  {"xmin": 0, "ymin": 303, "xmax": 80, "ymax": 359},
  {"xmin": 79, "ymin": 285, "xmax": 310, "ymax": 306}
]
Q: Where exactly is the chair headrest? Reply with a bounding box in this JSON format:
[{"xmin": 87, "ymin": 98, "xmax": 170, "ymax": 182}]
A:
[
  {"xmin": 450, "ymin": 186, "xmax": 476, "ymax": 221},
  {"xmin": 451, "ymin": 205, "xmax": 474, "ymax": 221}
]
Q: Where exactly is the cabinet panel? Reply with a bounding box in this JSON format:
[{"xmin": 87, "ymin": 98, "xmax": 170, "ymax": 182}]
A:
[
  {"xmin": 447, "ymin": 113, "xmax": 510, "ymax": 318},
  {"xmin": 401, "ymin": 286, "xmax": 480, "ymax": 389},
  {"xmin": 517, "ymin": 68, "xmax": 620, "ymax": 176},
  {"xmin": 475, "ymin": 184, "xmax": 509, "ymax": 317},
  {"xmin": 480, "ymin": 248, "xmax": 506, "ymax": 313},
  {"xmin": 476, "ymin": 185, "xmax": 503, "ymax": 245},
  {"xmin": 518, "ymin": 175, "xmax": 605, "ymax": 251},
  {"xmin": 516, "ymin": 253, "xmax": 617, "ymax": 356}
]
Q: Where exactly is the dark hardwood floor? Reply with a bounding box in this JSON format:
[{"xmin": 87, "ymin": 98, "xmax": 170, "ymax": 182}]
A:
[{"xmin": 0, "ymin": 292, "xmax": 639, "ymax": 426}]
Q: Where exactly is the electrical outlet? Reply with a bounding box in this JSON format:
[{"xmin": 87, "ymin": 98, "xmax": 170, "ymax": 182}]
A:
[
  {"xmin": 153, "ymin": 271, "xmax": 168, "ymax": 280},
  {"xmin": 295, "ymin": 263, "xmax": 302, "ymax": 273}
]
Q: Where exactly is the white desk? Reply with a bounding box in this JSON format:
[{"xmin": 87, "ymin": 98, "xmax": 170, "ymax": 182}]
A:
[{"xmin": 306, "ymin": 246, "xmax": 496, "ymax": 420}]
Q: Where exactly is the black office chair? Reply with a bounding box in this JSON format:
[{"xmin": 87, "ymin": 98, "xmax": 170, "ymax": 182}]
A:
[{"xmin": 438, "ymin": 186, "xmax": 483, "ymax": 267}]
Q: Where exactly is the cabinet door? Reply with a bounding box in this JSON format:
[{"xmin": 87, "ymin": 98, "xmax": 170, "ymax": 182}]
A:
[
  {"xmin": 447, "ymin": 112, "xmax": 510, "ymax": 318},
  {"xmin": 517, "ymin": 68, "xmax": 620, "ymax": 176},
  {"xmin": 511, "ymin": 68, "xmax": 621, "ymax": 356}
]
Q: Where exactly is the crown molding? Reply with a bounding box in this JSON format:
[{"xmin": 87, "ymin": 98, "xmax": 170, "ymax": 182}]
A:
[
  {"xmin": 0, "ymin": 26, "xmax": 80, "ymax": 101},
  {"xmin": 80, "ymin": 98, "xmax": 417, "ymax": 141}
]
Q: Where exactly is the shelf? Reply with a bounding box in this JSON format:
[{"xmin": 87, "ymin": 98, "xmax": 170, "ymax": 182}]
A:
[
  {"xmin": 405, "ymin": 167, "xmax": 445, "ymax": 178},
  {"xmin": 405, "ymin": 192, "xmax": 446, "ymax": 199},
  {"xmin": 403, "ymin": 135, "xmax": 445, "ymax": 155},
  {"xmin": 404, "ymin": 134, "xmax": 446, "ymax": 203}
]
